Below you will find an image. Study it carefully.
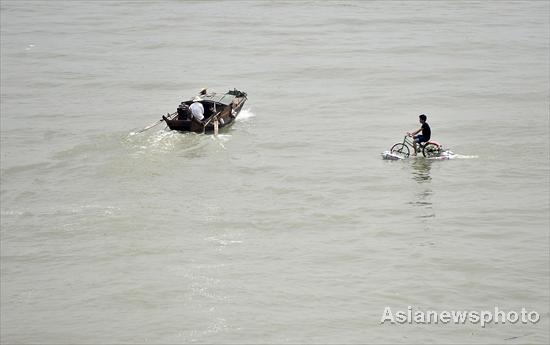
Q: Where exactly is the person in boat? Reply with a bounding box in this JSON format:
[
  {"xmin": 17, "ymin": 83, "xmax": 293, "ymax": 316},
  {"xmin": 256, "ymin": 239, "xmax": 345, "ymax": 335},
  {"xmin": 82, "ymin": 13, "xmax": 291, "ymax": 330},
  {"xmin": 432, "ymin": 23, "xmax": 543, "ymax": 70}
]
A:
[
  {"xmin": 189, "ymin": 96, "xmax": 205, "ymax": 122},
  {"xmin": 199, "ymin": 87, "xmax": 208, "ymax": 96},
  {"xmin": 177, "ymin": 102, "xmax": 190, "ymax": 120},
  {"xmin": 408, "ymin": 114, "xmax": 431, "ymax": 156}
]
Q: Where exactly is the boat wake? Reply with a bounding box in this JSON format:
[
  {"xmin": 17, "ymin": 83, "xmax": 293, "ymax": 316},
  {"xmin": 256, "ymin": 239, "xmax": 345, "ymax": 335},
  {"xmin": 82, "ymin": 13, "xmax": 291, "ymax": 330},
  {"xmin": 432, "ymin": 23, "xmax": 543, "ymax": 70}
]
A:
[
  {"xmin": 125, "ymin": 127, "xmax": 233, "ymax": 156},
  {"xmin": 236, "ymin": 108, "xmax": 255, "ymax": 122},
  {"xmin": 125, "ymin": 129, "xmax": 202, "ymax": 155},
  {"xmin": 124, "ymin": 108, "xmax": 252, "ymax": 155}
]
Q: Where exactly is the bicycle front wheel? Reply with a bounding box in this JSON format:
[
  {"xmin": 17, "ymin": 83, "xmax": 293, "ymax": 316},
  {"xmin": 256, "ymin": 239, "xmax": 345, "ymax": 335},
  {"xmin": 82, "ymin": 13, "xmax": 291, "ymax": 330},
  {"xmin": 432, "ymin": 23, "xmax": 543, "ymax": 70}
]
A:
[
  {"xmin": 390, "ymin": 143, "xmax": 410, "ymax": 158},
  {"xmin": 422, "ymin": 143, "xmax": 441, "ymax": 158}
]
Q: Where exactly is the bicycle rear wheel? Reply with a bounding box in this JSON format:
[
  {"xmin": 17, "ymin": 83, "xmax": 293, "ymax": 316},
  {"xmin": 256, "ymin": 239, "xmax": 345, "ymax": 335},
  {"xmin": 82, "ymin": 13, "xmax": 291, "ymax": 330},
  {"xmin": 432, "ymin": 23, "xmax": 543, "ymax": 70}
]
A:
[
  {"xmin": 390, "ymin": 143, "xmax": 410, "ymax": 158},
  {"xmin": 422, "ymin": 143, "xmax": 441, "ymax": 158}
]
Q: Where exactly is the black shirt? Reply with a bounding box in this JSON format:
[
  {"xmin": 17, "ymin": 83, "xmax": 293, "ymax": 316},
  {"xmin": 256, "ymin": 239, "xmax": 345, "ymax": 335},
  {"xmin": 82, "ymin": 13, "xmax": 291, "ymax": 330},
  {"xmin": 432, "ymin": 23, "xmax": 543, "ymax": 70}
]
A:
[{"xmin": 421, "ymin": 122, "xmax": 431, "ymax": 140}]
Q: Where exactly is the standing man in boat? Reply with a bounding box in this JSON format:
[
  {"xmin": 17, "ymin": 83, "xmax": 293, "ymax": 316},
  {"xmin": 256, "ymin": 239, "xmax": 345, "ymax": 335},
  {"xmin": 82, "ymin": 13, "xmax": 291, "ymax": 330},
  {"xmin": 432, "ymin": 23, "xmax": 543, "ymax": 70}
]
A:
[
  {"xmin": 189, "ymin": 96, "xmax": 205, "ymax": 122},
  {"xmin": 408, "ymin": 114, "xmax": 431, "ymax": 156}
]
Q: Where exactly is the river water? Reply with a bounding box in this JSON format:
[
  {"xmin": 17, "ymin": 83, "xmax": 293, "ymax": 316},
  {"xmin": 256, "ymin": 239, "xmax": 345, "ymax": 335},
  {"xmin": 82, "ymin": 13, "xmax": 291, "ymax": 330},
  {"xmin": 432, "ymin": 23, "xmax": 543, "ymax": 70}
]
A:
[{"xmin": 1, "ymin": 1, "xmax": 549, "ymax": 344}]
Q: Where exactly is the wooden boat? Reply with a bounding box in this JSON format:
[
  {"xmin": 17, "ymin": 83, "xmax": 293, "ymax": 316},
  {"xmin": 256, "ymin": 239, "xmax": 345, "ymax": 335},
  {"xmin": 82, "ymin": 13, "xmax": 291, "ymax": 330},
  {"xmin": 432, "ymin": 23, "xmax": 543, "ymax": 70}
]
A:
[{"xmin": 162, "ymin": 89, "xmax": 247, "ymax": 134}]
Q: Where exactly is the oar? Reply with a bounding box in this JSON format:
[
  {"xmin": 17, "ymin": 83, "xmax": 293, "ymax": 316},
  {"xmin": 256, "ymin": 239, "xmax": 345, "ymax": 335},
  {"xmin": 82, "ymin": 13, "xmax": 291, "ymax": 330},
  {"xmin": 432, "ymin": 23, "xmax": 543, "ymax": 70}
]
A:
[
  {"xmin": 135, "ymin": 111, "xmax": 177, "ymax": 134},
  {"xmin": 213, "ymin": 118, "xmax": 219, "ymax": 136},
  {"xmin": 201, "ymin": 110, "xmax": 222, "ymax": 134}
]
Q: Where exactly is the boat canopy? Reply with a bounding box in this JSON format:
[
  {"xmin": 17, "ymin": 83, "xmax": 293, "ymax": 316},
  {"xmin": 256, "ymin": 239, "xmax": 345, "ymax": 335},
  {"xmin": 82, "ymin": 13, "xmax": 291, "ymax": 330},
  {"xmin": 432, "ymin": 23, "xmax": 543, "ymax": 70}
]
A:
[{"xmin": 199, "ymin": 93, "xmax": 237, "ymax": 106}]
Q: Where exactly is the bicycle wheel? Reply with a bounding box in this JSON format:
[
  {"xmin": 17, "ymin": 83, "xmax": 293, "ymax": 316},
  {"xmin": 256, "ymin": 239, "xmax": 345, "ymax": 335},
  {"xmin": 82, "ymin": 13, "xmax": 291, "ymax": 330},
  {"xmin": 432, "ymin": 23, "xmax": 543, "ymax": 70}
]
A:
[
  {"xmin": 422, "ymin": 142, "xmax": 441, "ymax": 158},
  {"xmin": 390, "ymin": 143, "xmax": 410, "ymax": 158}
]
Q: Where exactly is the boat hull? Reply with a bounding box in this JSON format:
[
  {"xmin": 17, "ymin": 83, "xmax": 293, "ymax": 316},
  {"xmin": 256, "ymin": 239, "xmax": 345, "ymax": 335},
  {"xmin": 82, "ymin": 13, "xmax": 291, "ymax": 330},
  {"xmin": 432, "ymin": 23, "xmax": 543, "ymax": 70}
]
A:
[{"xmin": 164, "ymin": 89, "xmax": 247, "ymax": 133}]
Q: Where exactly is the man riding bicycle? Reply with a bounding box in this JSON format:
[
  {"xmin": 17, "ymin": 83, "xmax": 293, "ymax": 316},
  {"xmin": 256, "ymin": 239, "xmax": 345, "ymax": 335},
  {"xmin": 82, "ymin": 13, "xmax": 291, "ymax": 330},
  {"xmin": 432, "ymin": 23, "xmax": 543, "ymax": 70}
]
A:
[{"xmin": 408, "ymin": 114, "xmax": 431, "ymax": 156}]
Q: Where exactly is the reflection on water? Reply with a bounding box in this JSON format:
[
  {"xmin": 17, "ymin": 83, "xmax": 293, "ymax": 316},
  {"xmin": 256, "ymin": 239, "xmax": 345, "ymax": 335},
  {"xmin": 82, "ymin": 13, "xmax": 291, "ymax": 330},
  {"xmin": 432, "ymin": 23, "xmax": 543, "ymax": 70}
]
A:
[
  {"xmin": 410, "ymin": 158, "xmax": 435, "ymax": 219},
  {"xmin": 411, "ymin": 158, "xmax": 432, "ymax": 183}
]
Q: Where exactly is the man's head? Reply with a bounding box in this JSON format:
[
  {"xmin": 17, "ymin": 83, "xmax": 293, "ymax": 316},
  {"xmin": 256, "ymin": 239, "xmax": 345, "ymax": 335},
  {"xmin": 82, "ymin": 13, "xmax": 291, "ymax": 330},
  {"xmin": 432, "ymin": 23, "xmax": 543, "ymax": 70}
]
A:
[{"xmin": 419, "ymin": 114, "xmax": 427, "ymax": 123}]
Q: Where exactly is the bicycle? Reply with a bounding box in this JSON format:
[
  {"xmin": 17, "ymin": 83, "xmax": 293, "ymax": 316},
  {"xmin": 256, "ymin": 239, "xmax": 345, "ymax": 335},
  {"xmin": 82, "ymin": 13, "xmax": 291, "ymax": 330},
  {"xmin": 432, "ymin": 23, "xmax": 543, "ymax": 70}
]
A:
[{"xmin": 390, "ymin": 134, "xmax": 442, "ymax": 158}]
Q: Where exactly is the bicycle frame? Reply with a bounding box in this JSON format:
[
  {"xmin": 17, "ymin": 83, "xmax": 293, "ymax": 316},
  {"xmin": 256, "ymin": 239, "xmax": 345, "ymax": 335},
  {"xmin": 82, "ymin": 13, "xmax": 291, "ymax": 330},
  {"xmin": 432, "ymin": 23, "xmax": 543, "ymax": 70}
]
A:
[
  {"xmin": 390, "ymin": 134, "xmax": 442, "ymax": 158},
  {"xmin": 401, "ymin": 135, "xmax": 424, "ymax": 153}
]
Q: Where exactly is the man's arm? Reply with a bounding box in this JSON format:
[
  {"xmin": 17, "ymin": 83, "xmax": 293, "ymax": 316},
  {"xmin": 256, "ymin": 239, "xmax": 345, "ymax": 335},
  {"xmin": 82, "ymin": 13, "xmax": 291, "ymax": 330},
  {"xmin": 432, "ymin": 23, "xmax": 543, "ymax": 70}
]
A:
[{"xmin": 408, "ymin": 127, "xmax": 422, "ymax": 136}]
